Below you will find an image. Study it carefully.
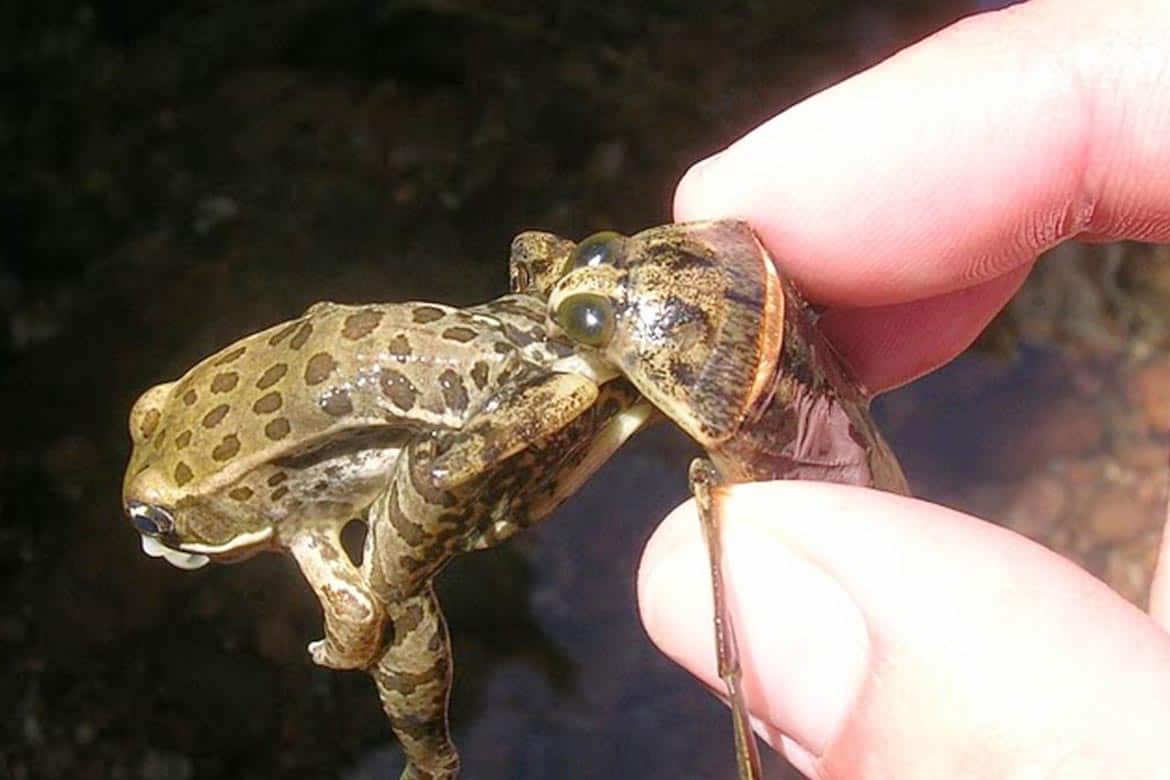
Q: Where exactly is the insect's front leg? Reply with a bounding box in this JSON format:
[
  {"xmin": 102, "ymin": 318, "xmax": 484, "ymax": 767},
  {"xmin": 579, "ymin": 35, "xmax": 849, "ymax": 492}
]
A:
[
  {"xmin": 287, "ymin": 526, "xmax": 388, "ymax": 670},
  {"xmin": 689, "ymin": 459, "xmax": 763, "ymax": 780}
]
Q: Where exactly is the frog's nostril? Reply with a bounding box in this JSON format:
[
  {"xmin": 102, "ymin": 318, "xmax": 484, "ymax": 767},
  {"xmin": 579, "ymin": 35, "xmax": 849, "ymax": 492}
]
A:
[{"xmin": 127, "ymin": 501, "xmax": 175, "ymax": 536}]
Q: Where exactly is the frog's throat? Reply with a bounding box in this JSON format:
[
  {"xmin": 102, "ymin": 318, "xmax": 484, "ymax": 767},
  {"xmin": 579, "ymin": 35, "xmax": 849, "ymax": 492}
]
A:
[
  {"xmin": 140, "ymin": 534, "xmax": 210, "ymax": 570},
  {"xmin": 550, "ymin": 352, "xmax": 619, "ymax": 385},
  {"xmin": 178, "ymin": 527, "xmax": 275, "ymax": 555}
]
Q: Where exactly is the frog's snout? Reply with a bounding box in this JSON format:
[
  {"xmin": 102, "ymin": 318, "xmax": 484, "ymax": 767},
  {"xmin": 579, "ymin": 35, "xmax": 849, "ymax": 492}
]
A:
[
  {"xmin": 126, "ymin": 500, "xmax": 174, "ymax": 536},
  {"xmin": 126, "ymin": 501, "xmax": 211, "ymax": 571}
]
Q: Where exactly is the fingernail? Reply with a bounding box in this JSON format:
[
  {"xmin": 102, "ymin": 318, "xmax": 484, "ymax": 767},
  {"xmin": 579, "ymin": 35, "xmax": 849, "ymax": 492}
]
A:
[{"xmin": 639, "ymin": 503, "xmax": 871, "ymax": 757}]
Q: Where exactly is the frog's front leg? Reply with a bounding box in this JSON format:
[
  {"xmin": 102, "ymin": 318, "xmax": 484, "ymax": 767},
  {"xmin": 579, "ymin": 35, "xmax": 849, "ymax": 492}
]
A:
[
  {"xmin": 370, "ymin": 583, "xmax": 458, "ymax": 780},
  {"xmin": 287, "ymin": 526, "xmax": 387, "ymax": 670},
  {"xmin": 367, "ymin": 371, "xmax": 602, "ymax": 600}
]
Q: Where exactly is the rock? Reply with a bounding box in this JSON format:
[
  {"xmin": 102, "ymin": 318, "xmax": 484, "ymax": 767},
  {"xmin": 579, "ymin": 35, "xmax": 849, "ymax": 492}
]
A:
[
  {"xmin": 1002, "ymin": 475, "xmax": 1067, "ymax": 541},
  {"xmin": 1084, "ymin": 483, "xmax": 1152, "ymax": 543},
  {"xmin": 1127, "ymin": 357, "xmax": 1170, "ymax": 434}
]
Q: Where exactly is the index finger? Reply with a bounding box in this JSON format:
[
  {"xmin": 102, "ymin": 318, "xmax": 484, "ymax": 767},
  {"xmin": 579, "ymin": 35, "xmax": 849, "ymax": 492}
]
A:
[{"xmin": 674, "ymin": 0, "xmax": 1170, "ymax": 387}]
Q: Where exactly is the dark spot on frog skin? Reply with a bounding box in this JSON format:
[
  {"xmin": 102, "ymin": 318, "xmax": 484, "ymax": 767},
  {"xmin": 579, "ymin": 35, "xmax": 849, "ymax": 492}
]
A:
[
  {"xmin": 256, "ymin": 363, "xmax": 288, "ymax": 389},
  {"xmin": 488, "ymin": 298, "xmax": 544, "ymax": 322},
  {"xmin": 174, "ymin": 430, "xmax": 192, "ymax": 449},
  {"xmin": 440, "ymin": 326, "xmax": 477, "ymax": 343},
  {"xmin": 174, "ymin": 462, "xmax": 194, "ymax": 485},
  {"xmin": 211, "ymin": 371, "xmax": 239, "ymax": 393},
  {"xmin": 391, "ymin": 707, "xmax": 443, "ymax": 736},
  {"xmin": 202, "ymin": 404, "xmax": 230, "ymax": 428},
  {"xmin": 253, "ymin": 392, "xmax": 282, "ymax": 414},
  {"xmin": 438, "ymin": 369, "xmax": 469, "ymax": 414},
  {"xmin": 411, "ymin": 305, "xmax": 445, "ymax": 324},
  {"xmin": 502, "ymin": 323, "xmax": 539, "ymax": 347},
  {"xmin": 139, "ymin": 408, "xmax": 161, "ymax": 439},
  {"xmin": 182, "ymin": 389, "xmax": 198, "ymax": 406},
  {"xmin": 268, "ymin": 321, "xmax": 300, "ymax": 346},
  {"xmin": 387, "ymin": 334, "xmax": 412, "ymax": 361},
  {"xmin": 265, "ymin": 417, "xmax": 291, "ymax": 440},
  {"xmin": 342, "ymin": 308, "xmax": 383, "ymax": 339},
  {"xmin": 547, "ymin": 339, "xmax": 576, "ymax": 357},
  {"xmin": 470, "ymin": 361, "xmax": 490, "ymax": 390},
  {"xmin": 289, "ymin": 322, "xmax": 313, "ymax": 350},
  {"xmin": 385, "ymin": 487, "xmax": 429, "ymax": 547},
  {"xmin": 396, "ymin": 603, "xmax": 424, "ymax": 634},
  {"xmin": 229, "ymin": 486, "xmax": 253, "ymax": 501},
  {"xmin": 267, "ymin": 472, "xmax": 287, "ymax": 486},
  {"xmin": 397, "ymin": 554, "xmax": 427, "ymax": 574},
  {"xmin": 212, "ymin": 346, "xmax": 247, "ymax": 366},
  {"xmin": 320, "ymin": 389, "xmax": 354, "ymax": 417},
  {"xmin": 271, "ymin": 486, "xmax": 290, "ymax": 501},
  {"xmin": 212, "ymin": 434, "xmax": 241, "ymax": 461},
  {"xmin": 381, "ymin": 369, "xmax": 418, "ymax": 411},
  {"xmin": 304, "ymin": 352, "xmax": 337, "ymax": 385}
]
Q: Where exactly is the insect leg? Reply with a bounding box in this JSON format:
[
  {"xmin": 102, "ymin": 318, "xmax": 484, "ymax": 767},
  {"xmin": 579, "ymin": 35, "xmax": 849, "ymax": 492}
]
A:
[{"xmin": 689, "ymin": 458, "xmax": 763, "ymax": 780}]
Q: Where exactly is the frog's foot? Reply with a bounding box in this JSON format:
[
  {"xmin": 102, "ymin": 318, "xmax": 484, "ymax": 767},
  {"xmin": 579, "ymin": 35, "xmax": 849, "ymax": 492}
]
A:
[
  {"xmin": 308, "ymin": 638, "xmax": 368, "ymax": 670},
  {"xmin": 371, "ymin": 585, "xmax": 459, "ymax": 780},
  {"xmin": 289, "ymin": 529, "xmax": 388, "ymax": 670}
]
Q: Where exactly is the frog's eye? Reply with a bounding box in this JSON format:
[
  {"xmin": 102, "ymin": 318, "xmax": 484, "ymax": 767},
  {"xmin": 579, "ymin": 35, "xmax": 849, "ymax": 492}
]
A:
[
  {"xmin": 127, "ymin": 502, "xmax": 175, "ymax": 536},
  {"xmin": 569, "ymin": 231, "xmax": 625, "ymax": 271},
  {"xmin": 554, "ymin": 293, "xmax": 616, "ymax": 347}
]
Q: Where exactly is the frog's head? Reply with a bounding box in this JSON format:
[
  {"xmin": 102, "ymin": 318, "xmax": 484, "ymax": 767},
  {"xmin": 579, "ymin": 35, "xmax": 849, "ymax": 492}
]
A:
[
  {"xmin": 123, "ymin": 381, "xmax": 277, "ymax": 570},
  {"xmin": 546, "ymin": 220, "xmax": 783, "ymax": 447},
  {"xmin": 509, "ymin": 231, "xmax": 577, "ymax": 298}
]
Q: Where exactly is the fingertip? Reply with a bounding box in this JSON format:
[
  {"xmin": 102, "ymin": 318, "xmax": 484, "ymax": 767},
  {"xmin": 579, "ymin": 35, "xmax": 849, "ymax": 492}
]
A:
[
  {"xmin": 637, "ymin": 493, "xmax": 871, "ymax": 757},
  {"xmin": 672, "ymin": 151, "xmax": 733, "ymax": 224}
]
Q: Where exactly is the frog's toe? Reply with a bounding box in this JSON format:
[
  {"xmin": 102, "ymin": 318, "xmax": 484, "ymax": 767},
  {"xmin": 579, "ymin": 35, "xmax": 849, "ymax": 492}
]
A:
[{"xmin": 307, "ymin": 639, "xmax": 361, "ymax": 670}]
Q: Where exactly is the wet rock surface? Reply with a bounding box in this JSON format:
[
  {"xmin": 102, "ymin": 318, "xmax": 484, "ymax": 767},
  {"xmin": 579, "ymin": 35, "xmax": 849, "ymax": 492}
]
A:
[
  {"xmin": 889, "ymin": 243, "xmax": 1170, "ymax": 610},
  {"xmin": 3, "ymin": 2, "xmax": 1167, "ymax": 779}
]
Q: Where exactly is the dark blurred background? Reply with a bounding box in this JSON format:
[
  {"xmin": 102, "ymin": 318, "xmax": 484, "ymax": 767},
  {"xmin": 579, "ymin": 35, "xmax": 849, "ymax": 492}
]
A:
[{"xmin": 4, "ymin": 1, "xmax": 1169, "ymax": 778}]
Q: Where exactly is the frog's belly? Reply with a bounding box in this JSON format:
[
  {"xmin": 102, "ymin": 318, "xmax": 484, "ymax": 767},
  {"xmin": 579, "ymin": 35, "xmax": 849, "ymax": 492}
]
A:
[{"xmin": 268, "ymin": 431, "xmax": 406, "ymax": 523}]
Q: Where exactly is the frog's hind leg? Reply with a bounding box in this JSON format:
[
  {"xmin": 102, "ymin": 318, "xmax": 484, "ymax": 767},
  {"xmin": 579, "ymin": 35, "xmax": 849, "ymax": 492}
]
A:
[
  {"xmin": 690, "ymin": 459, "xmax": 763, "ymax": 780},
  {"xmin": 371, "ymin": 582, "xmax": 459, "ymax": 780}
]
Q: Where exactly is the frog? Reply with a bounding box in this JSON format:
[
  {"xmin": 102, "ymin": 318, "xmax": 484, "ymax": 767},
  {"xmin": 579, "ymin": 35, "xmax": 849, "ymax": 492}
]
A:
[{"xmin": 121, "ymin": 234, "xmax": 653, "ymax": 779}]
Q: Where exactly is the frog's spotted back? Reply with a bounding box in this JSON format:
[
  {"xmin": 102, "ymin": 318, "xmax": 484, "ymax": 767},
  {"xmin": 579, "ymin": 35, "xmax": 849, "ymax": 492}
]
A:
[{"xmin": 122, "ymin": 297, "xmax": 558, "ymax": 509}]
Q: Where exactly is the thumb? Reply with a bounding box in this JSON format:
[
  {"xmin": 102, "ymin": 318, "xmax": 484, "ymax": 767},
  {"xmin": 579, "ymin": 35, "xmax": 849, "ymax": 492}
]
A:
[{"xmin": 637, "ymin": 482, "xmax": 1170, "ymax": 778}]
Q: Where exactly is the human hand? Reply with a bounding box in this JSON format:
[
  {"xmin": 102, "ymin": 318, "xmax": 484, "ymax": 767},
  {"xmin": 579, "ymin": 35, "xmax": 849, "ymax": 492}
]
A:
[{"xmin": 640, "ymin": 0, "xmax": 1170, "ymax": 775}]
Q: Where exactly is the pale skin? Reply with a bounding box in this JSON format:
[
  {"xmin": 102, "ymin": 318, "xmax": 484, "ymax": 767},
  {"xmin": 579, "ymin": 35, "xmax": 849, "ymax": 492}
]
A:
[{"xmin": 637, "ymin": 0, "xmax": 1170, "ymax": 777}]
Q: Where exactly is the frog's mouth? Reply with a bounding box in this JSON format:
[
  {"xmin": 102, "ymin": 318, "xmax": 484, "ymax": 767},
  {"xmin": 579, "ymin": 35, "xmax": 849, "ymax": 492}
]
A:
[
  {"xmin": 138, "ymin": 526, "xmax": 276, "ymax": 570},
  {"xmin": 550, "ymin": 351, "xmax": 620, "ymax": 385},
  {"xmin": 139, "ymin": 534, "xmax": 210, "ymax": 570}
]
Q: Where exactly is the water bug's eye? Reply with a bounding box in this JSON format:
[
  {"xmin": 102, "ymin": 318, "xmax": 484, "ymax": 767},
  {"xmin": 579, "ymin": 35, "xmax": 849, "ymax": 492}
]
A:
[
  {"xmin": 128, "ymin": 502, "xmax": 175, "ymax": 536},
  {"xmin": 555, "ymin": 293, "xmax": 616, "ymax": 347},
  {"xmin": 570, "ymin": 231, "xmax": 624, "ymax": 271}
]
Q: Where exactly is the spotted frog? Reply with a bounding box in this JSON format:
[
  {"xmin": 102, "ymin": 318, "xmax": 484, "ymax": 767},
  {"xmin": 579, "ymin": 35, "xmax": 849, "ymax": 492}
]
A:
[{"xmin": 121, "ymin": 238, "xmax": 652, "ymax": 779}]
